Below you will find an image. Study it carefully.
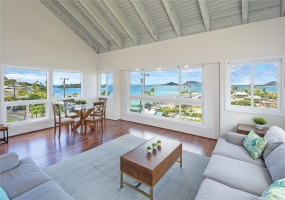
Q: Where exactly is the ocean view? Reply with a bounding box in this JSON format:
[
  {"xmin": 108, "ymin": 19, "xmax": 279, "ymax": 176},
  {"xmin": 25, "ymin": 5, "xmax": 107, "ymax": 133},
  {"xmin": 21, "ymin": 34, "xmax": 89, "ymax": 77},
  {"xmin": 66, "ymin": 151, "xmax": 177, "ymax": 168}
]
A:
[{"xmin": 53, "ymin": 88, "xmax": 81, "ymax": 98}]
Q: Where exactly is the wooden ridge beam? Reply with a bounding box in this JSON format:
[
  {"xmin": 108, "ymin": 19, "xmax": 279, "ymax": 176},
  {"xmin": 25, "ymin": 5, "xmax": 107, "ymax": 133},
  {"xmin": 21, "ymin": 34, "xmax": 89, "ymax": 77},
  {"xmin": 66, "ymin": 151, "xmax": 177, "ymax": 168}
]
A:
[
  {"xmin": 104, "ymin": 0, "xmax": 139, "ymax": 45},
  {"xmin": 281, "ymin": 0, "xmax": 285, "ymax": 16},
  {"xmin": 40, "ymin": 0, "xmax": 99, "ymax": 53},
  {"xmin": 162, "ymin": 0, "xmax": 182, "ymax": 37},
  {"xmin": 58, "ymin": 0, "xmax": 109, "ymax": 50},
  {"xmin": 79, "ymin": 0, "xmax": 124, "ymax": 48},
  {"xmin": 130, "ymin": 0, "xmax": 159, "ymax": 41},
  {"xmin": 242, "ymin": 0, "xmax": 248, "ymax": 24},
  {"xmin": 198, "ymin": 0, "xmax": 211, "ymax": 31}
]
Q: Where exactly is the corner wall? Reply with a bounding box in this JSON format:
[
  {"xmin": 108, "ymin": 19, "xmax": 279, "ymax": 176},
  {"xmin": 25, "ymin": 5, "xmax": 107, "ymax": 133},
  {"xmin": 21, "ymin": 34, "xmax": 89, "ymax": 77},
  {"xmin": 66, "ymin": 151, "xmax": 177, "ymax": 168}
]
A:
[
  {"xmin": 99, "ymin": 17, "xmax": 285, "ymax": 138},
  {"xmin": 1, "ymin": 0, "xmax": 98, "ymax": 136}
]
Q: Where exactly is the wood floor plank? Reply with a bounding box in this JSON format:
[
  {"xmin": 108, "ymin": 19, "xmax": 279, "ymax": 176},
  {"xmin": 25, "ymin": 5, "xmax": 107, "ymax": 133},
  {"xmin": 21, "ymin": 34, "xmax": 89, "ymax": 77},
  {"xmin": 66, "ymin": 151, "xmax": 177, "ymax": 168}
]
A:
[{"xmin": 0, "ymin": 120, "xmax": 217, "ymax": 168}]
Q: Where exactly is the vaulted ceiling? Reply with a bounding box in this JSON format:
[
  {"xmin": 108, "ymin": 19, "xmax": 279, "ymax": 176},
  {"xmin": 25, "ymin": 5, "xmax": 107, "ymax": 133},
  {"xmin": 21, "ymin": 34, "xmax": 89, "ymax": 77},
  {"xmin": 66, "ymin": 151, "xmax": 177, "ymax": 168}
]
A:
[{"xmin": 40, "ymin": 0, "xmax": 285, "ymax": 54}]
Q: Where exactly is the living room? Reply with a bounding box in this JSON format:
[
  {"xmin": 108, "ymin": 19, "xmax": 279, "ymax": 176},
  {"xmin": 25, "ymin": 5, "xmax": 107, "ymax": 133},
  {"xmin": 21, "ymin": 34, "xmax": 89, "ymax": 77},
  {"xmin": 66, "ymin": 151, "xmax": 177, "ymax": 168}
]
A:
[{"xmin": 1, "ymin": 0, "xmax": 285, "ymax": 199}]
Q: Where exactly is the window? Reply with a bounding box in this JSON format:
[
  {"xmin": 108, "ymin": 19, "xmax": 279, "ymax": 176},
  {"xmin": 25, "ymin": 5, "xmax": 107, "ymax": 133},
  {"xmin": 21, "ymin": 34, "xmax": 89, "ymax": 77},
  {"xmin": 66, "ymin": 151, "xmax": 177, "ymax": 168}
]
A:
[
  {"xmin": 128, "ymin": 66, "xmax": 203, "ymax": 125},
  {"xmin": 226, "ymin": 57, "xmax": 284, "ymax": 114},
  {"xmin": 99, "ymin": 72, "xmax": 113, "ymax": 97},
  {"xmin": 53, "ymin": 71, "xmax": 82, "ymax": 99},
  {"xmin": 4, "ymin": 67, "xmax": 48, "ymax": 123}
]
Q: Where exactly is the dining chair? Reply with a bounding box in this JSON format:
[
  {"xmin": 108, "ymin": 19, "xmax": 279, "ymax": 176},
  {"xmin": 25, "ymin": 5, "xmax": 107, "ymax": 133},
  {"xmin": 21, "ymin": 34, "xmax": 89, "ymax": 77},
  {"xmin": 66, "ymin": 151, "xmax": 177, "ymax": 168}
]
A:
[
  {"xmin": 85, "ymin": 102, "xmax": 104, "ymax": 134},
  {"xmin": 52, "ymin": 103, "xmax": 75, "ymax": 139},
  {"xmin": 99, "ymin": 97, "xmax": 107, "ymax": 125},
  {"xmin": 63, "ymin": 99, "xmax": 78, "ymax": 119}
]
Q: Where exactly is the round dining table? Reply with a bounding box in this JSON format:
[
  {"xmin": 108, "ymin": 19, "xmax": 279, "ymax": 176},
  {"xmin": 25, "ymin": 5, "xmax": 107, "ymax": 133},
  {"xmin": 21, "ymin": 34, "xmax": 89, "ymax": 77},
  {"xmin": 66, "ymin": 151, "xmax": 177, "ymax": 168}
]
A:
[{"xmin": 72, "ymin": 104, "xmax": 94, "ymax": 134}]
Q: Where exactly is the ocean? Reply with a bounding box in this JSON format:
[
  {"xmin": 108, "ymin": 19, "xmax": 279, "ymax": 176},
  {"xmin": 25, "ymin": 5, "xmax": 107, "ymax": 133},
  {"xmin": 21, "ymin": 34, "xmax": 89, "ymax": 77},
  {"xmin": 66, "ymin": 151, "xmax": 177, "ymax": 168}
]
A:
[
  {"xmin": 53, "ymin": 85, "xmax": 277, "ymax": 99},
  {"xmin": 53, "ymin": 88, "xmax": 81, "ymax": 98}
]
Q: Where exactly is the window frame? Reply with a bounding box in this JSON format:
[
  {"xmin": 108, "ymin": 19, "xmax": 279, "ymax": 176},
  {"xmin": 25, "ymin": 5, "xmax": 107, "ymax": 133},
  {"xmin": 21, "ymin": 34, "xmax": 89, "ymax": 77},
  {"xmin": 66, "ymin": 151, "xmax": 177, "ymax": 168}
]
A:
[
  {"xmin": 3, "ymin": 66, "xmax": 50, "ymax": 125},
  {"xmin": 225, "ymin": 56, "xmax": 285, "ymax": 116},
  {"xmin": 98, "ymin": 71, "xmax": 114, "ymax": 99},
  {"xmin": 52, "ymin": 69, "xmax": 83, "ymax": 101},
  {"xmin": 127, "ymin": 66, "xmax": 204, "ymax": 127}
]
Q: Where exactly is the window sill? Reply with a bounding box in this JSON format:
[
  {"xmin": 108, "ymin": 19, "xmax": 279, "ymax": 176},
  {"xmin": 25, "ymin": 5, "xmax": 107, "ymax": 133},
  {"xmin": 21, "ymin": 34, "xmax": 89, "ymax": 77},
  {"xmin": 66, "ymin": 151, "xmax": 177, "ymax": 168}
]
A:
[
  {"xmin": 126, "ymin": 112, "xmax": 205, "ymax": 128},
  {"xmin": 225, "ymin": 107, "xmax": 285, "ymax": 116},
  {"xmin": 5, "ymin": 117, "xmax": 51, "ymax": 127}
]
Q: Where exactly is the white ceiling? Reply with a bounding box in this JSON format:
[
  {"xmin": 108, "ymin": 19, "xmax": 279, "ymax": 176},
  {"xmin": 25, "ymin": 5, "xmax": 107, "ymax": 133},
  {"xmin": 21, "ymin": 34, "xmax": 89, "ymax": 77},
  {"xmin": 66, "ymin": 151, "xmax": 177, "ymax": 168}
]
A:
[{"xmin": 40, "ymin": 0, "xmax": 285, "ymax": 54}]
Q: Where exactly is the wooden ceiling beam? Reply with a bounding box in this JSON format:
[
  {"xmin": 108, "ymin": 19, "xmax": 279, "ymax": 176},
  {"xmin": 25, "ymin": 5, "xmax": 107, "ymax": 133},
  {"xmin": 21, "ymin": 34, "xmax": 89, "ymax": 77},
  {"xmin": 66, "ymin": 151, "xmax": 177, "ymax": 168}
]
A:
[
  {"xmin": 79, "ymin": 0, "xmax": 124, "ymax": 48},
  {"xmin": 40, "ymin": 0, "xmax": 99, "ymax": 53},
  {"xmin": 162, "ymin": 0, "xmax": 182, "ymax": 37},
  {"xmin": 198, "ymin": 0, "xmax": 211, "ymax": 31},
  {"xmin": 242, "ymin": 0, "xmax": 248, "ymax": 24},
  {"xmin": 130, "ymin": 0, "xmax": 159, "ymax": 41},
  {"xmin": 58, "ymin": 0, "xmax": 109, "ymax": 50},
  {"xmin": 104, "ymin": 0, "xmax": 139, "ymax": 45},
  {"xmin": 281, "ymin": 0, "xmax": 285, "ymax": 16}
]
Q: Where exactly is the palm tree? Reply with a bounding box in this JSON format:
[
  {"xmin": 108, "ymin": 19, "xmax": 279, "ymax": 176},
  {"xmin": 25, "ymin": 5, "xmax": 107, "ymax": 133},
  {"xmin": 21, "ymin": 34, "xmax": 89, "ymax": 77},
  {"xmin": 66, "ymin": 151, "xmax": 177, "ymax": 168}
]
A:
[{"xmin": 150, "ymin": 87, "xmax": 155, "ymax": 96}]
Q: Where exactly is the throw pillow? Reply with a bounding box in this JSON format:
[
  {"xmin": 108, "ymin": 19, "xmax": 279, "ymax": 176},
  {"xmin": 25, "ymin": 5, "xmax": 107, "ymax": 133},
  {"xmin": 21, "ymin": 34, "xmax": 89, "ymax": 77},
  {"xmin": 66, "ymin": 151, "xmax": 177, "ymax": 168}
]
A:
[
  {"xmin": 0, "ymin": 187, "xmax": 9, "ymax": 200},
  {"xmin": 265, "ymin": 144, "xmax": 285, "ymax": 182},
  {"xmin": 243, "ymin": 130, "xmax": 267, "ymax": 159},
  {"xmin": 260, "ymin": 178, "xmax": 285, "ymax": 200},
  {"xmin": 263, "ymin": 126, "xmax": 285, "ymax": 160}
]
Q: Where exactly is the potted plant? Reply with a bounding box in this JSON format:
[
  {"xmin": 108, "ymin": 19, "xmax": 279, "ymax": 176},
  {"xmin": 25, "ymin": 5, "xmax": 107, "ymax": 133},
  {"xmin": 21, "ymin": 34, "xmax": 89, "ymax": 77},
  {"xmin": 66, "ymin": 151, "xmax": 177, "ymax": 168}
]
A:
[
  {"xmin": 157, "ymin": 140, "xmax": 162, "ymax": 146},
  {"xmin": 147, "ymin": 146, "xmax": 152, "ymax": 153},
  {"xmin": 152, "ymin": 143, "xmax": 157, "ymax": 150},
  {"xmin": 253, "ymin": 117, "xmax": 267, "ymax": 130}
]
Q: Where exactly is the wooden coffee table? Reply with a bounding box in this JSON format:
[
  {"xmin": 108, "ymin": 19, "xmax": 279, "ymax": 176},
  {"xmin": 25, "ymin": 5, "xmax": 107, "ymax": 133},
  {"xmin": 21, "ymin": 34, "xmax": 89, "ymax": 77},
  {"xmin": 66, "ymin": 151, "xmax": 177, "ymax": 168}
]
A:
[{"xmin": 120, "ymin": 138, "xmax": 182, "ymax": 200}]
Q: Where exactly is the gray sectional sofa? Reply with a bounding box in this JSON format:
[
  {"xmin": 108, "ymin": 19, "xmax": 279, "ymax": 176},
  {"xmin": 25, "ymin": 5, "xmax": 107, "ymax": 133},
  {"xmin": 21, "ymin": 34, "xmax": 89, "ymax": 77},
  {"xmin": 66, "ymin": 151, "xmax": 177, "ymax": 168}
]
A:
[
  {"xmin": 0, "ymin": 152, "xmax": 73, "ymax": 200},
  {"xmin": 195, "ymin": 126, "xmax": 285, "ymax": 200}
]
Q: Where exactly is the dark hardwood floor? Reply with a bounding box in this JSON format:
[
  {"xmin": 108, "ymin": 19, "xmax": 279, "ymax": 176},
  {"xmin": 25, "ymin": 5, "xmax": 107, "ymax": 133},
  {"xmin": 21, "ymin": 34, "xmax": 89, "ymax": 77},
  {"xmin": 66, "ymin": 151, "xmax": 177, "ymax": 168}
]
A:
[{"xmin": 0, "ymin": 120, "xmax": 217, "ymax": 168}]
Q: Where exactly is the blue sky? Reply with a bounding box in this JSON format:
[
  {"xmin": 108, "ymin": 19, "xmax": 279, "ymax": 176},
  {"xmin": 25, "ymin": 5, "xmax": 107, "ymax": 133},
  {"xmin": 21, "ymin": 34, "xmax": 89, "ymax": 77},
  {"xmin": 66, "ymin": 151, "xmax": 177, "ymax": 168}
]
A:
[
  {"xmin": 130, "ymin": 68, "xmax": 203, "ymax": 85},
  {"xmin": 4, "ymin": 68, "xmax": 81, "ymax": 85},
  {"xmin": 231, "ymin": 64, "xmax": 277, "ymax": 85}
]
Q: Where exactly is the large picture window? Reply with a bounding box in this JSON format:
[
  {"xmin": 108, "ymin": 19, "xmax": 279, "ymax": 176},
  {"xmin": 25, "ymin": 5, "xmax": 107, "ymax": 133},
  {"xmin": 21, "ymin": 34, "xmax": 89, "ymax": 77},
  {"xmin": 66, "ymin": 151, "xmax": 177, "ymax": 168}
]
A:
[
  {"xmin": 226, "ymin": 57, "xmax": 284, "ymax": 114},
  {"xmin": 53, "ymin": 71, "xmax": 82, "ymax": 99},
  {"xmin": 4, "ymin": 67, "xmax": 48, "ymax": 123},
  {"xmin": 128, "ymin": 66, "xmax": 203, "ymax": 125},
  {"xmin": 99, "ymin": 72, "xmax": 113, "ymax": 97}
]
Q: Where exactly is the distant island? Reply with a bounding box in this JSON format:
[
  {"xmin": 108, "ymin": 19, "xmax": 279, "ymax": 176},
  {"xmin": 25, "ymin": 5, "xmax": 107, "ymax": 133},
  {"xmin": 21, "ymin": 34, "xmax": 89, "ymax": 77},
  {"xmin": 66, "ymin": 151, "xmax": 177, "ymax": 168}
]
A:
[
  {"xmin": 163, "ymin": 82, "xmax": 179, "ymax": 86},
  {"xmin": 183, "ymin": 81, "xmax": 201, "ymax": 86},
  {"xmin": 54, "ymin": 83, "xmax": 81, "ymax": 88},
  {"xmin": 263, "ymin": 81, "xmax": 277, "ymax": 86}
]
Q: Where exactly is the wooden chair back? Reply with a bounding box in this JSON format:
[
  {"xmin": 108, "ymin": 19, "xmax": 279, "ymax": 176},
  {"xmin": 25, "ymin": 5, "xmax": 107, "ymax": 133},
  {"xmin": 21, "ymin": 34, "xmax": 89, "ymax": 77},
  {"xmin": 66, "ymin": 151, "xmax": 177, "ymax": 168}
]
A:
[
  {"xmin": 63, "ymin": 99, "xmax": 75, "ymax": 117},
  {"xmin": 52, "ymin": 103, "xmax": 61, "ymax": 124},
  {"xmin": 92, "ymin": 102, "xmax": 104, "ymax": 120}
]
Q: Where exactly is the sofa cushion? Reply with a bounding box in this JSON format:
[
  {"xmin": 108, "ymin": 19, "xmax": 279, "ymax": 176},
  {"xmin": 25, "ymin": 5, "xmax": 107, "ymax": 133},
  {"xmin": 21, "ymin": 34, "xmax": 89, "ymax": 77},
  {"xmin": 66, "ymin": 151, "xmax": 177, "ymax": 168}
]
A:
[
  {"xmin": 195, "ymin": 178, "xmax": 260, "ymax": 200},
  {"xmin": 0, "ymin": 152, "xmax": 19, "ymax": 173},
  {"xmin": 213, "ymin": 138, "xmax": 265, "ymax": 167},
  {"xmin": 226, "ymin": 132, "xmax": 246, "ymax": 146},
  {"xmin": 13, "ymin": 180, "xmax": 73, "ymax": 200},
  {"xmin": 263, "ymin": 126, "xmax": 285, "ymax": 159},
  {"xmin": 0, "ymin": 157, "xmax": 50, "ymax": 199},
  {"xmin": 203, "ymin": 155, "xmax": 272, "ymax": 196},
  {"xmin": 0, "ymin": 187, "xmax": 9, "ymax": 200},
  {"xmin": 260, "ymin": 178, "xmax": 285, "ymax": 200},
  {"xmin": 265, "ymin": 144, "xmax": 285, "ymax": 182},
  {"xmin": 243, "ymin": 130, "xmax": 267, "ymax": 159}
]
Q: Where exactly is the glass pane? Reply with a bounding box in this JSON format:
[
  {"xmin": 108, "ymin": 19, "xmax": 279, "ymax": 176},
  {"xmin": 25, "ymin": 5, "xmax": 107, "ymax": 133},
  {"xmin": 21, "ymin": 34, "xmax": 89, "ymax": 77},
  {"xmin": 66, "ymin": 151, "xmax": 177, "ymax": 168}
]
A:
[
  {"xmin": 4, "ymin": 68, "xmax": 47, "ymax": 102},
  {"xmin": 145, "ymin": 70, "xmax": 179, "ymax": 97},
  {"xmin": 29, "ymin": 104, "xmax": 46, "ymax": 119},
  {"xmin": 53, "ymin": 71, "xmax": 81, "ymax": 99},
  {"xmin": 6, "ymin": 105, "xmax": 27, "ymax": 123},
  {"xmin": 129, "ymin": 100, "xmax": 143, "ymax": 113},
  {"xmin": 100, "ymin": 74, "xmax": 106, "ymax": 96},
  {"xmin": 130, "ymin": 72, "xmax": 143, "ymax": 96},
  {"xmin": 144, "ymin": 101, "xmax": 179, "ymax": 119},
  {"xmin": 181, "ymin": 104, "xmax": 202, "ymax": 123},
  {"xmin": 107, "ymin": 73, "xmax": 113, "ymax": 96},
  {"xmin": 254, "ymin": 63, "xmax": 278, "ymax": 108},
  {"xmin": 230, "ymin": 65, "xmax": 251, "ymax": 106},
  {"xmin": 181, "ymin": 67, "xmax": 203, "ymax": 99}
]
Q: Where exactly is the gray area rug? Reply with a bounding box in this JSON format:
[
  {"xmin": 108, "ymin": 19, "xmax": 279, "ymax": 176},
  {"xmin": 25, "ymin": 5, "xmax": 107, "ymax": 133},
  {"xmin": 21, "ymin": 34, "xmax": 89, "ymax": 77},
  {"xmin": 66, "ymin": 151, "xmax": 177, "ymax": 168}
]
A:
[{"xmin": 44, "ymin": 134, "xmax": 209, "ymax": 200}]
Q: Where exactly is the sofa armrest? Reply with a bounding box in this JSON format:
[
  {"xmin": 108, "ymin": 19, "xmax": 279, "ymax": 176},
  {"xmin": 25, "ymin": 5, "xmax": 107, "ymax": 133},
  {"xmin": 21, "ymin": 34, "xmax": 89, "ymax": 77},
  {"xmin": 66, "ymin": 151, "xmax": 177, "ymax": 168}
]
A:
[
  {"xmin": 0, "ymin": 152, "xmax": 19, "ymax": 173},
  {"xmin": 226, "ymin": 132, "xmax": 246, "ymax": 146}
]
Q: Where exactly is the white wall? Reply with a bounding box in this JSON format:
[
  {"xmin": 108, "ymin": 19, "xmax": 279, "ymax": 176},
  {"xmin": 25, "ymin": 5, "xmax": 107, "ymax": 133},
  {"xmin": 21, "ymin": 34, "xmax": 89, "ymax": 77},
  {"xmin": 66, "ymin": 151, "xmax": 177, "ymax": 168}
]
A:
[
  {"xmin": 99, "ymin": 17, "xmax": 285, "ymax": 138},
  {"xmin": 1, "ymin": 0, "xmax": 98, "ymax": 136}
]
